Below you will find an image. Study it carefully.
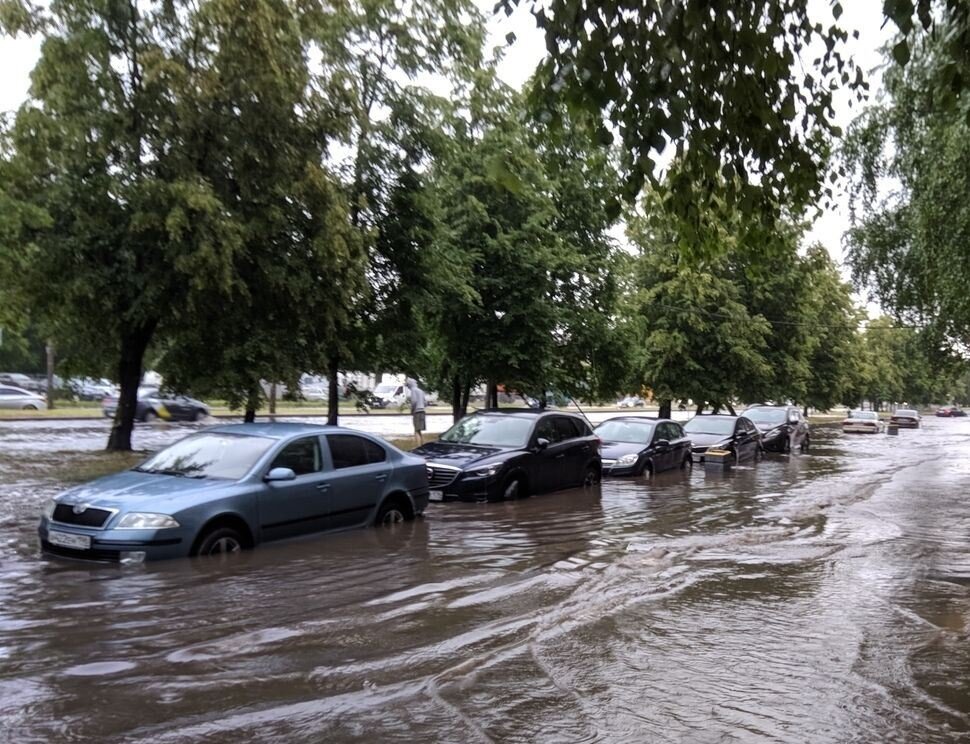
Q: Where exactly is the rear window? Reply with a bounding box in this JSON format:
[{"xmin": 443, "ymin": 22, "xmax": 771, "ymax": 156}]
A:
[{"xmin": 895, "ymin": 410, "xmax": 918, "ymax": 417}]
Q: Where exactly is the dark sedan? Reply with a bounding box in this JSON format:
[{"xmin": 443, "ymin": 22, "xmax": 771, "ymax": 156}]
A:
[
  {"xmin": 936, "ymin": 406, "xmax": 967, "ymax": 417},
  {"xmin": 103, "ymin": 387, "xmax": 209, "ymax": 423},
  {"xmin": 684, "ymin": 414, "xmax": 762, "ymax": 463},
  {"xmin": 742, "ymin": 405, "xmax": 810, "ymax": 453},
  {"xmin": 413, "ymin": 409, "xmax": 601, "ymax": 502},
  {"xmin": 889, "ymin": 409, "xmax": 921, "ymax": 428},
  {"xmin": 595, "ymin": 417, "xmax": 692, "ymax": 477}
]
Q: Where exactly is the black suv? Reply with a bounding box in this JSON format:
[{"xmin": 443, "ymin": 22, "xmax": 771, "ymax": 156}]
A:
[
  {"xmin": 413, "ymin": 409, "xmax": 601, "ymax": 502},
  {"xmin": 741, "ymin": 405, "xmax": 810, "ymax": 453}
]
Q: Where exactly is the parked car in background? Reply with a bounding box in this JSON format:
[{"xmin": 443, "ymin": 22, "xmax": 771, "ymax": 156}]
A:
[
  {"xmin": 38, "ymin": 423, "xmax": 429, "ymax": 562},
  {"xmin": 596, "ymin": 417, "xmax": 692, "ymax": 476},
  {"xmin": 742, "ymin": 405, "xmax": 810, "ymax": 453},
  {"xmin": 0, "ymin": 372, "xmax": 43, "ymax": 392},
  {"xmin": 935, "ymin": 406, "xmax": 967, "ymax": 417},
  {"xmin": 414, "ymin": 409, "xmax": 601, "ymax": 502},
  {"xmin": 616, "ymin": 395, "xmax": 646, "ymax": 408},
  {"xmin": 842, "ymin": 410, "xmax": 883, "ymax": 434},
  {"xmin": 0, "ymin": 385, "xmax": 48, "ymax": 411},
  {"xmin": 300, "ymin": 381, "xmax": 329, "ymax": 402},
  {"xmin": 889, "ymin": 409, "xmax": 921, "ymax": 428},
  {"xmin": 102, "ymin": 387, "xmax": 209, "ymax": 423},
  {"xmin": 684, "ymin": 414, "xmax": 762, "ymax": 464},
  {"xmin": 372, "ymin": 381, "xmax": 407, "ymax": 408},
  {"xmin": 68, "ymin": 377, "xmax": 117, "ymax": 400}
]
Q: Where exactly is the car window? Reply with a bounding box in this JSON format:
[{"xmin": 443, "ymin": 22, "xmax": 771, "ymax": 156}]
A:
[
  {"xmin": 534, "ymin": 417, "xmax": 560, "ymax": 443},
  {"xmin": 327, "ymin": 434, "xmax": 387, "ymax": 469},
  {"xmin": 0, "ymin": 387, "xmax": 17, "ymax": 396},
  {"xmin": 271, "ymin": 436, "xmax": 322, "ymax": 476},
  {"xmin": 553, "ymin": 417, "xmax": 581, "ymax": 441},
  {"xmin": 670, "ymin": 423, "xmax": 685, "ymax": 439}
]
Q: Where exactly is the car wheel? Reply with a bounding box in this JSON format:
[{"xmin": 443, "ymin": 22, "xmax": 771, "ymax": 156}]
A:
[
  {"xmin": 22, "ymin": 404, "xmax": 38, "ymax": 411},
  {"xmin": 639, "ymin": 461, "xmax": 654, "ymax": 477},
  {"xmin": 193, "ymin": 409, "xmax": 207, "ymax": 422},
  {"xmin": 143, "ymin": 410, "xmax": 158, "ymax": 423},
  {"xmin": 783, "ymin": 436, "xmax": 792, "ymax": 454},
  {"xmin": 680, "ymin": 454, "xmax": 693, "ymax": 471},
  {"xmin": 375, "ymin": 497, "xmax": 409, "ymax": 526},
  {"xmin": 583, "ymin": 464, "xmax": 601, "ymax": 487},
  {"xmin": 195, "ymin": 526, "xmax": 244, "ymax": 557},
  {"xmin": 501, "ymin": 476, "xmax": 524, "ymax": 500}
]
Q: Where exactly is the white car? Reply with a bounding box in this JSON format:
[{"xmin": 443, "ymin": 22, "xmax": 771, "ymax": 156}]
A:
[
  {"xmin": 373, "ymin": 382, "xmax": 408, "ymax": 408},
  {"xmin": 0, "ymin": 385, "xmax": 48, "ymax": 411},
  {"xmin": 617, "ymin": 396, "xmax": 645, "ymax": 408},
  {"xmin": 842, "ymin": 410, "xmax": 883, "ymax": 434},
  {"xmin": 301, "ymin": 383, "xmax": 329, "ymax": 401}
]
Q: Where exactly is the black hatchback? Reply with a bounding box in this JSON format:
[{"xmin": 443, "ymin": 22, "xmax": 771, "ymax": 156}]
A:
[
  {"xmin": 413, "ymin": 409, "xmax": 601, "ymax": 502},
  {"xmin": 595, "ymin": 417, "xmax": 692, "ymax": 477},
  {"xmin": 684, "ymin": 414, "xmax": 762, "ymax": 463},
  {"xmin": 741, "ymin": 405, "xmax": 810, "ymax": 453}
]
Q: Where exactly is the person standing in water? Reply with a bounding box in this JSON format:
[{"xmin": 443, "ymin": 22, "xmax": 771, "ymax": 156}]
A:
[{"xmin": 406, "ymin": 378, "xmax": 427, "ymax": 445}]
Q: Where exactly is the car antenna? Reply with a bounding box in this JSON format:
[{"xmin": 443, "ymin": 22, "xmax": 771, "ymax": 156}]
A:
[{"xmin": 568, "ymin": 396, "xmax": 595, "ymax": 430}]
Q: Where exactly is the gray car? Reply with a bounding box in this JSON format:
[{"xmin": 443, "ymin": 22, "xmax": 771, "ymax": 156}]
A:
[
  {"xmin": 38, "ymin": 423, "xmax": 430, "ymax": 562},
  {"xmin": 0, "ymin": 384, "xmax": 48, "ymax": 410}
]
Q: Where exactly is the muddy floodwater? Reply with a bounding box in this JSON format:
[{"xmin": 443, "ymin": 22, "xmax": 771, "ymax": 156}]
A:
[{"xmin": 2, "ymin": 416, "xmax": 970, "ymax": 742}]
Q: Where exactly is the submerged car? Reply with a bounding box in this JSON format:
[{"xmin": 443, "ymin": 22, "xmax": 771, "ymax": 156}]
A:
[
  {"xmin": 889, "ymin": 409, "xmax": 921, "ymax": 428},
  {"xmin": 936, "ymin": 406, "xmax": 967, "ymax": 418},
  {"xmin": 38, "ymin": 423, "xmax": 429, "ymax": 562},
  {"xmin": 842, "ymin": 410, "xmax": 882, "ymax": 434},
  {"xmin": 102, "ymin": 387, "xmax": 209, "ymax": 423},
  {"xmin": 0, "ymin": 385, "xmax": 48, "ymax": 411},
  {"xmin": 616, "ymin": 395, "xmax": 646, "ymax": 408},
  {"xmin": 684, "ymin": 414, "xmax": 762, "ymax": 463},
  {"xmin": 742, "ymin": 405, "xmax": 810, "ymax": 453},
  {"xmin": 596, "ymin": 417, "xmax": 692, "ymax": 476},
  {"xmin": 413, "ymin": 409, "xmax": 601, "ymax": 502}
]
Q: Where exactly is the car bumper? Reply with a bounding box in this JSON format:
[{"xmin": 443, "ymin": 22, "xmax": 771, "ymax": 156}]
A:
[
  {"xmin": 760, "ymin": 436, "xmax": 788, "ymax": 452},
  {"xmin": 890, "ymin": 420, "xmax": 919, "ymax": 428},
  {"xmin": 430, "ymin": 474, "xmax": 505, "ymax": 502},
  {"xmin": 601, "ymin": 459, "xmax": 639, "ymax": 477},
  {"xmin": 38, "ymin": 518, "xmax": 191, "ymax": 562}
]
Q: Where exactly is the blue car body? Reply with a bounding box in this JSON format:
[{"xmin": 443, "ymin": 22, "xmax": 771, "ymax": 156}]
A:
[{"xmin": 38, "ymin": 423, "xmax": 430, "ymax": 562}]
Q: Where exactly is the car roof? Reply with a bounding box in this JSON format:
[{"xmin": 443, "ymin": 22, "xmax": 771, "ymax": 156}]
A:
[
  {"xmin": 599, "ymin": 416, "xmax": 663, "ymax": 424},
  {"xmin": 474, "ymin": 408, "xmax": 571, "ymax": 418},
  {"xmin": 690, "ymin": 413, "xmax": 737, "ymax": 419},
  {"xmin": 744, "ymin": 404, "xmax": 791, "ymax": 410},
  {"xmin": 896, "ymin": 409, "xmax": 918, "ymax": 414},
  {"xmin": 205, "ymin": 422, "xmax": 361, "ymax": 439}
]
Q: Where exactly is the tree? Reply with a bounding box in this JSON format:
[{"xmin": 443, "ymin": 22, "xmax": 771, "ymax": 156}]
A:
[
  {"xmin": 845, "ymin": 11, "xmax": 970, "ymax": 346},
  {"xmin": 309, "ymin": 0, "xmax": 485, "ymax": 424},
  {"xmin": 496, "ymin": 0, "xmax": 866, "ymax": 256},
  {"xmin": 625, "ymin": 204, "xmax": 773, "ymax": 413},
  {"xmin": 0, "ymin": 0, "xmax": 357, "ymax": 449}
]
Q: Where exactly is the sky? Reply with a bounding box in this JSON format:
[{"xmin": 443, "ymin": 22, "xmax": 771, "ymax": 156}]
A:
[{"xmin": 0, "ymin": 0, "xmax": 893, "ymax": 295}]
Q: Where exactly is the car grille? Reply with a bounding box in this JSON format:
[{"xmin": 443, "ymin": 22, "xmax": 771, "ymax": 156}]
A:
[
  {"xmin": 52, "ymin": 504, "xmax": 113, "ymax": 528},
  {"xmin": 427, "ymin": 464, "xmax": 460, "ymax": 488}
]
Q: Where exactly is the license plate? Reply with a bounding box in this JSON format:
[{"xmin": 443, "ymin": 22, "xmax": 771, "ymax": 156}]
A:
[
  {"xmin": 48, "ymin": 530, "xmax": 91, "ymax": 550},
  {"xmin": 429, "ymin": 490, "xmax": 443, "ymax": 502}
]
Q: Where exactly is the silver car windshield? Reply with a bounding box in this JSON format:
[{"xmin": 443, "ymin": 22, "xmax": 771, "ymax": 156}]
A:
[
  {"xmin": 684, "ymin": 416, "xmax": 735, "ymax": 435},
  {"xmin": 440, "ymin": 415, "xmax": 533, "ymax": 447},
  {"xmin": 135, "ymin": 433, "xmax": 275, "ymax": 480},
  {"xmin": 849, "ymin": 411, "xmax": 877, "ymax": 420},
  {"xmin": 595, "ymin": 420, "xmax": 655, "ymax": 444}
]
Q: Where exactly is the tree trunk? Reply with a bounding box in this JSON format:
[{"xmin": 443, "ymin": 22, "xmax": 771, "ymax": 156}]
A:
[
  {"xmin": 695, "ymin": 403, "xmax": 705, "ymax": 415},
  {"xmin": 45, "ymin": 341, "xmax": 55, "ymax": 411},
  {"xmin": 726, "ymin": 402, "xmax": 736, "ymax": 415},
  {"xmin": 107, "ymin": 324, "xmax": 155, "ymax": 451},
  {"xmin": 538, "ymin": 390, "xmax": 547, "ymax": 410},
  {"xmin": 458, "ymin": 379, "xmax": 471, "ymax": 420},
  {"xmin": 327, "ymin": 356, "xmax": 339, "ymax": 426},
  {"xmin": 658, "ymin": 399, "xmax": 672, "ymax": 419},
  {"xmin": 451, "ymin": 374, "xmax": 462, "ymax": 422},
  {"xmin": 803, "ymin": 405, "xmax": 809, "ymax": 416},
  {"xmin": 269, "ymin": 382, "xmax": 277, "ymax": 415},
  {"xmin": 712, "ymin": 403, "xmax": 721, "ymax": 414},
  {"xmin": 486, "ymin": 380, "xmax": 497, "ymax": 409},
  {"xmin": 244, "ymin": 407, "xmax": 256, "ymax": 423}
]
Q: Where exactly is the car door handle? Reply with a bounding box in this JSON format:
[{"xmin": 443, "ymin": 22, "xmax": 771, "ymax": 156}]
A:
[
  {"xmin": 556, "ymin": 454, "xmax": 565, "ymax": 459},
  {"xmin": 316, "ymin": 483, "xmax": 331, "ymax": 492},
  {"xmin": 375, "ymin": 474, "xmax": 388, "ymax": 482}
]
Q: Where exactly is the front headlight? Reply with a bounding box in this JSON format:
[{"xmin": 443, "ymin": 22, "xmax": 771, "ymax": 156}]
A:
[
  {"xmin": 116, "ymin": 512, "xmax": 180, "ymax": 529},
  {"xmin": 42, "ymin": 498, "xmax": 57, "ymax": 520},
  {"xmin": 617, "ymin": 453, "xmax": 640, "ymax": 466},
  {"xmin": 467, "ymin": 463, "xmax": 503, "ymax": 478}
]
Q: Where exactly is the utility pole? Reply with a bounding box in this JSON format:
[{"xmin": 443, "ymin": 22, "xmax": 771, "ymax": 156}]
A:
[{"xmin": 45, "ymin": 341, "xmax": 55, "ymax": 410}]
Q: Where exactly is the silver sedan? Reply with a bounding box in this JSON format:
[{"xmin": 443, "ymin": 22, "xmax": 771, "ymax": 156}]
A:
[{"xmin": 0, "ymin": 385, "xmax": 48, "ymax": 411}]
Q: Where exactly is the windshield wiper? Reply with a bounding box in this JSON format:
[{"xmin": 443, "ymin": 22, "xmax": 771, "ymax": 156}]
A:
[{"xmin": 135, "ymin": 467, "xmax": 206, "ymax": 478}]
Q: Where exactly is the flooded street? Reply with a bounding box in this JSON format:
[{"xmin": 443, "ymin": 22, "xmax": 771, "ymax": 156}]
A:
[{"xmin": 2, "ymin": 416, "xmax": 970, "ymax": 742}]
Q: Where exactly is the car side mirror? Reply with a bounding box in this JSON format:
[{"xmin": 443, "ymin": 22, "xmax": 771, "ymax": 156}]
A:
[
  {"xmin": 655, "ymin": 439, "xmax": 670, "ymax": 448},
  {"xmin": 265, "ymin": 467, "xmax": 296, "ymax": 482},
  {"xmin": 534, "ymin": 437, "xmax": 550, "ymax": 451},
  {"xmin": 788, "ymin": 413, "xmax": 799, "ymax": 423}
]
